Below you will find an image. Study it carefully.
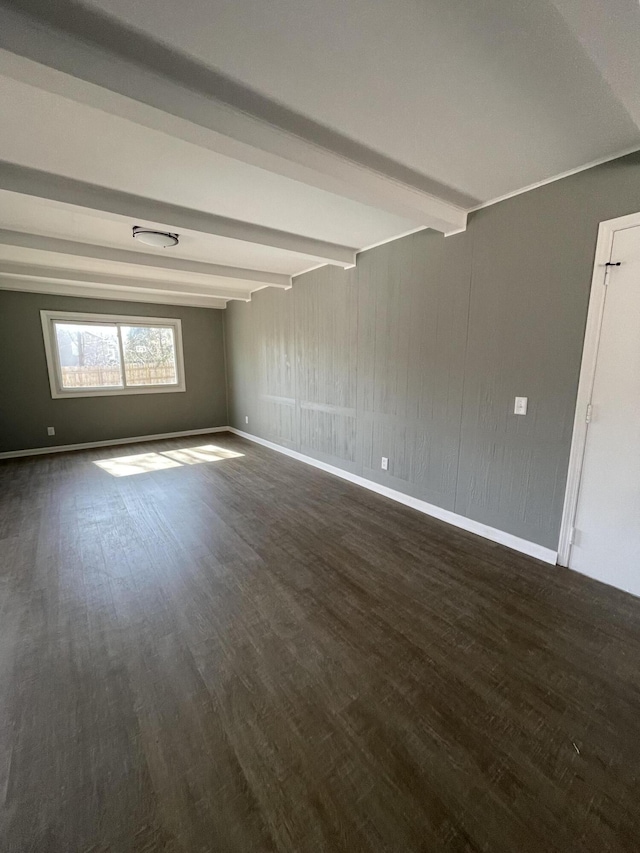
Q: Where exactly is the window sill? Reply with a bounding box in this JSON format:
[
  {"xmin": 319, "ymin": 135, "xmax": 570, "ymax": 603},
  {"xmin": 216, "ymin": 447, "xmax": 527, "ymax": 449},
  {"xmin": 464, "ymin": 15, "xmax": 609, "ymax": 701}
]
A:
[{"xmin": 50, "ymin": 385, "xmax": 186, "ymax": 400}]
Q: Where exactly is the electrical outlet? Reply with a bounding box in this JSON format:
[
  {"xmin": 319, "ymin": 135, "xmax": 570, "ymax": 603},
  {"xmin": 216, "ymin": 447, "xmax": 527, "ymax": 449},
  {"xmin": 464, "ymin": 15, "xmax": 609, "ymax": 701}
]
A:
[
  {"xmin": 245, "ymin": 416, "xmax": 249, "ymax": 424},
  {"xmin": 381, "ymin": 457, "xmax": 389, "ymax": 471},
  {"xmin": 47, "ymin": 426, "xmax": 55, "ymax": 436},
  {"xmin": 514, "ymin": 397, "xmax": 528, "ymax": 416}
]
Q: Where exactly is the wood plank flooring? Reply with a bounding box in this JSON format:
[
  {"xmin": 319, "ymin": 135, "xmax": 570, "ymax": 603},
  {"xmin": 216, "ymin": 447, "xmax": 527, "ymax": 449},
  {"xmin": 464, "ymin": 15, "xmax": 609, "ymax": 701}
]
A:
[{"xmin": 1, "ymin": 432, "xmax": 640, "ymax": 852}]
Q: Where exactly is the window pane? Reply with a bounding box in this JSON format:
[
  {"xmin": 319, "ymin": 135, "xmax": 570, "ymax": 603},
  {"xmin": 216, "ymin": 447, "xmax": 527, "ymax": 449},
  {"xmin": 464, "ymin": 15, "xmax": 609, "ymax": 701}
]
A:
[
  {"xmin": 54, "ymin": 322, "xmax": 123, "ymax": 389},
  {"xmin": 121, "ymin": 325, "xmax": 178, "ymax": 386}
]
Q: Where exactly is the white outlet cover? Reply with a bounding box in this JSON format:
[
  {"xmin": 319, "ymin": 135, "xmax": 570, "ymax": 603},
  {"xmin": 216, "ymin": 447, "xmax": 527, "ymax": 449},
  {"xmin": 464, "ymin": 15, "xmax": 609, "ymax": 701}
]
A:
[
  {"xmin": 381, "ymin": 457, "xmax": 389, "ymax": 470},
  {"xmin": 47, "ymin": 426, "xmax": 55, "ymax": 436}
]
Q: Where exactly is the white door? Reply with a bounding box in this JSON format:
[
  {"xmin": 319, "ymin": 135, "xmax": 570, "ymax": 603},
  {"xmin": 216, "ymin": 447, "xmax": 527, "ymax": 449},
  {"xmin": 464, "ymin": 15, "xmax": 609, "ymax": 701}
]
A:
[{"xmin": 569, "ymin": 223, "xmax": 640, "ymax": 596}]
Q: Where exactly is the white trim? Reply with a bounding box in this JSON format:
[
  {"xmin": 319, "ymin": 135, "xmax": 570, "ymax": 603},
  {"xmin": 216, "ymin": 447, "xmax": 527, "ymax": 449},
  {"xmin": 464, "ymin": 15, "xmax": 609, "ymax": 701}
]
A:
[
  {"xmin": 228, "ymin": 428, "xmax": 557, "ymax": 564},
  {"xmin": 357, "ymin": 226, "xmax": 429, "ymax": 255},
  {"xmin": 0, "ymin": 427, "xmax": 228, "ymax": 459},
  {"xmin": 291, "ymin": 263, "xmax": 328, "ymax": 279},
  {"xmin": 470, "ymin": 146, "xmax": 640, "ymax": 213},
  {"xmin": 40, "ymin": 309, "xmax": 186, "ymax": 398},
  {"xmin": 558, "ymin": 209, "xmax": 640, "ymax": 566}
]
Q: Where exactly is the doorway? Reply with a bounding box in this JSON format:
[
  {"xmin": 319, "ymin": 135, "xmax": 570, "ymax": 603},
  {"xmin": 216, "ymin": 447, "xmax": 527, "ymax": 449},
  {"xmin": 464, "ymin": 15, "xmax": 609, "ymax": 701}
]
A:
[{"xmin": 559, "ymin": 211, "xmax": 640, "ymax": 597}]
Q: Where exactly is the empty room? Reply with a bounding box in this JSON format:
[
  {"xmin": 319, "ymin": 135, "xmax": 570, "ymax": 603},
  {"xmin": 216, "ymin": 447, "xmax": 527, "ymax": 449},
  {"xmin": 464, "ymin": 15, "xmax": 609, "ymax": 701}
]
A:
[{"xmin": 1, "ymin": 1, "xmax": 640, "ymax": 850}]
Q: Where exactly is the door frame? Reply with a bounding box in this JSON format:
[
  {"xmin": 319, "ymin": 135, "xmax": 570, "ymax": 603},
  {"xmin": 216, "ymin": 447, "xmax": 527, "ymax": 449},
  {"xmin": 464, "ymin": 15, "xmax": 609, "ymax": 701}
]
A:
[{"xmin": 558, "ymin": 210, "xmax": 640, "ymax": 567}]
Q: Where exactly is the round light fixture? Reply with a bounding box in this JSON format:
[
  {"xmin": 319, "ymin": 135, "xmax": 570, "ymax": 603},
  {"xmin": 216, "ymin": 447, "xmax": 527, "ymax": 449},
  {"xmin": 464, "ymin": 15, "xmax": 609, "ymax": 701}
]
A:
[{"xmin": 132, "ymin": 226, "xmax": 179, "ymax": 248}]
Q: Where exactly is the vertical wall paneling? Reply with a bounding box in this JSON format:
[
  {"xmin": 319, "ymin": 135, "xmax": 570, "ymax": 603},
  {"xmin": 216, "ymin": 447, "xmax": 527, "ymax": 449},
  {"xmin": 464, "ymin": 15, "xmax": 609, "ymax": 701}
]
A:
[
  {"xmin": 225, "ymin": 300, "xmax": 257, "ymax": 432},
  {"xmin": 356, "ymin": 232, "xmax": 471, "ymax": 508},
  {"xmin": 225, "ymin": 152, "xmax": 640, "ymax": 551},
  {"xmin": 295, "ymin": 265, "xmax": 359, "ymax": 469},
  {"xmin": 253, "ymin": 289, "xmax": 296, "ymax": 448}
]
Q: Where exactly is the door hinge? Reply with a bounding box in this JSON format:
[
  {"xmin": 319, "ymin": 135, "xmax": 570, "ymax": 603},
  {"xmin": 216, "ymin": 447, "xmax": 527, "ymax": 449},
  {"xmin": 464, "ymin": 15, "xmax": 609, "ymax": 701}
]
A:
[{"xmin": 585, "ymin": 402, "xmax": 593, "ymax": 423}]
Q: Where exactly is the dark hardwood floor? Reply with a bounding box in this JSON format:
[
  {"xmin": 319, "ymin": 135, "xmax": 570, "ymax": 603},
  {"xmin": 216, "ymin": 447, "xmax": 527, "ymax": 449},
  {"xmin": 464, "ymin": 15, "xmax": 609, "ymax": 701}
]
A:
[{"xmin": 1, "ymin": 432, "xmax": 640, "ymax": 852}]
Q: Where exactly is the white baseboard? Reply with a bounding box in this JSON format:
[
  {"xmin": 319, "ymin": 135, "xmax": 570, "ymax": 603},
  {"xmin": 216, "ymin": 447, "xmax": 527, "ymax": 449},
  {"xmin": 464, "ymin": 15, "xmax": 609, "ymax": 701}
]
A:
[
  {"xmin": 0, "ymin": 427, "xmax": 229, "ymax": 459},
  {"xmin": 228, "ymin": 428, "xmax": 558, "ymax": 565}
]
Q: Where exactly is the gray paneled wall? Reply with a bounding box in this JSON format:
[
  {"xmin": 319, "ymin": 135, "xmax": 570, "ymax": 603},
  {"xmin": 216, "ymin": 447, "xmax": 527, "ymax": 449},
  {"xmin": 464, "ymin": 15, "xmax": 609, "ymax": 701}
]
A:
[
  {"xmin": 226, "ymin": 152, "xmax": 640, "ymax": 550},
  {"xmin": 297, "ymin": 265, "xmax": 358, "ymax": 467},
  {"xmin": 356, "ymin": 230, "xmax": 471, "ymax": 509}
]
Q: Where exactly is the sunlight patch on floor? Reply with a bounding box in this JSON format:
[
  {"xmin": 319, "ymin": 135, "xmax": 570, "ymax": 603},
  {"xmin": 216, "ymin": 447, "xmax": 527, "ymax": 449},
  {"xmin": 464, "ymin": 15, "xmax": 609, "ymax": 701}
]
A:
[
  {"xmin": 94, "ymin": 445, "xmax": 244, "ymax": 476},
  {"xmin": 162, "ymin": 445, "xmax": 244, "ymax": 465},
  {"xmin": 94, "ymin": 452, "xmax": 182, "ymax": 477}
]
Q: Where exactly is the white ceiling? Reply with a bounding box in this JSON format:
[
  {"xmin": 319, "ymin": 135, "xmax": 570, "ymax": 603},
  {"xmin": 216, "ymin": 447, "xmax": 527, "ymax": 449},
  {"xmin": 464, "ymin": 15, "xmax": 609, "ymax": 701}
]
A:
[
  {"xmin": 79, "ymin": 0, "xmax": 640, "ymax": 200},
  {"xmin": 0, "ymin": 77, "xmax": 418, "ymax": 248},
  {"xmin": 0, "ymin": 193, "xmax": 322, "ymax": 274},
  {"xmin": 0, "ymin": 0, "xmax": 638, "ymax": 308}
]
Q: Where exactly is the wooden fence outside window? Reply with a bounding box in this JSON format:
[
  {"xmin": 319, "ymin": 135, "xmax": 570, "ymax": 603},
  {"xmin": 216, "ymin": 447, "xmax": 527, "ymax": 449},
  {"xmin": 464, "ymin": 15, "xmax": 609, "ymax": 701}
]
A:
[{"xmin": 60, "ymin": 365, "xmax": 177, "ymax": 387}]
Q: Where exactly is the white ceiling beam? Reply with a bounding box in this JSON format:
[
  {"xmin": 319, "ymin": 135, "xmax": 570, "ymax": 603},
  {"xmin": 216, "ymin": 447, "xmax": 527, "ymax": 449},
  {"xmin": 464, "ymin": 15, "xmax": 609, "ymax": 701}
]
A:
[
  {"xmin": 0, "ymin": 162, "xmax": 357, "ymax": 267},
  {"xmin": 0, "ymin": 261, "xmax": 252, "ymax": 301},
  {"xmin": 0, "ymin": 2, "xmax": 469, "ymax": 235},
  {"xmin": 0, "ymin": 229, "xmax": 292, "ymax": 288},
  {"xmin": 0, "ymin": 277, "xmax": 228, "ymax": 309}
]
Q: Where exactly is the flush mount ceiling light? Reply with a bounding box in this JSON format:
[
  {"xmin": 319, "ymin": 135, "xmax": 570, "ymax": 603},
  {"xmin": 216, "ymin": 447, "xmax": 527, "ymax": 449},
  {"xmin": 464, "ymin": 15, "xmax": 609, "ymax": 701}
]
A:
[{"xmin": 132, "ymin": 226, "xmax": 179, "ymax": 248}]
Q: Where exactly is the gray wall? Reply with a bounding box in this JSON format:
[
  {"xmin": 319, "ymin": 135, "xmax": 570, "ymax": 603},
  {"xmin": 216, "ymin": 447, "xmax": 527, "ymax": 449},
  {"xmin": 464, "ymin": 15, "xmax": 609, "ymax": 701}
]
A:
[
  {"xmin": 225, "ymin": 152, "xmax": 640, "ymax": 551},
  {"xmin": 0, "ymin": 291, "xmax": 228, "ymax": 453}
]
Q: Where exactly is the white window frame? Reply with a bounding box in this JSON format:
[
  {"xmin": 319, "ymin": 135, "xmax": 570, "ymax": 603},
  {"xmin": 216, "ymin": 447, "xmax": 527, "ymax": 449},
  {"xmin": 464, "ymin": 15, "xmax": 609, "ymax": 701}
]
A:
[{"xmin": 40, "ymin": 310, "xmax": 186, "ymax": 399}]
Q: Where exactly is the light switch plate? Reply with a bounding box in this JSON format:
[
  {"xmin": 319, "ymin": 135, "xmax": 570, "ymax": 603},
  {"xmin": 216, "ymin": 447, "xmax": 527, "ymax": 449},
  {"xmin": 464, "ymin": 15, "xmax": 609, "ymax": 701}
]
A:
[{"xmin": 514, "ymin": 397, "xmax": 528, "ymax": 416}]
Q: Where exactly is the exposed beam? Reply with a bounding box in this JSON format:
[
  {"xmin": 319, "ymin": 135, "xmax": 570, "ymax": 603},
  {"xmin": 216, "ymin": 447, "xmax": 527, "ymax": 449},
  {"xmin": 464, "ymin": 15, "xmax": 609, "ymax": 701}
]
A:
[
  {"xmin": 0, "ymin": 162, "xmax": 358, "ymax": 268},
  {"xmin": 0, "ymin": 277, "xmax": 228, "ymax": 309},
  {"xmin": 0, "ymin": 261, "xmax": 252, "ymax": 301},
  {"xmin": 0, "ymin": 1, "xmax": 469, "ymax": 234},
  {"xmin": 0, "ymin": 229, "xmax": 293, "ymax": 288}
]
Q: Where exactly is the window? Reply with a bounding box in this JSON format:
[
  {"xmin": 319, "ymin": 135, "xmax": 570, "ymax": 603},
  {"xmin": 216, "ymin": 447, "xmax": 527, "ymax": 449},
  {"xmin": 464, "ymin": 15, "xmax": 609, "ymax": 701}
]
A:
[{"xmin": 40, "ymin": 311, "xmax": 186, "ymax": 398}]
